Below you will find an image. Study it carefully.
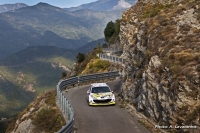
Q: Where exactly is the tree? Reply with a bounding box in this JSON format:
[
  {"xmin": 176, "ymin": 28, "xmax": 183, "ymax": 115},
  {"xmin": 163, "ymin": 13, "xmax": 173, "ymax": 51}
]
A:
[
  {"xmin": 96, "ymin": 43, "xmax": 103, "ymax": 53},
  {"xmin": 76, "ymin": 52, "xmax": 85, "ymax": 63},
  {"xmin": 102, "ymin": 43, "xmax": 108, "ymax": 48},
  {"xmin": 104, "ymin": 21, "xmax": 115, "ymax": 42},
  {"xmin": 62, "ymin": 72, "xmax": 67, "ymax": 79}
]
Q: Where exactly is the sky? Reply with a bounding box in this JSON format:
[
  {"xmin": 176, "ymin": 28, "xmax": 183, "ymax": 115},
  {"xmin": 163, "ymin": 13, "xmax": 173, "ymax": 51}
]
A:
[{"xmin": 0, "ymin": 0, "xmax": 98, "ymax": 8}]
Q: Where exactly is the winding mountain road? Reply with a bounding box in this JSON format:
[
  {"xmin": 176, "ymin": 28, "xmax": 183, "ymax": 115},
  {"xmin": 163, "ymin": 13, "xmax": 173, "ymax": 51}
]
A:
[{"xmin": 64, "ymin": 80, "xmax": 151, "ymax": 133}]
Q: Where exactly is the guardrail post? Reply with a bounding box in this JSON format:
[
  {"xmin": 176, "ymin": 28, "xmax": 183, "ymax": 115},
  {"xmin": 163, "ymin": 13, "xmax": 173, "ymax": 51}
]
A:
[
  {"xmin": 64, "ymin": 97, "xmax": 66, "ymax": 118},
  {"xmin": 61, "ymin": 93, "xmax": 63, "ymax": 111},
  {"xmin": 63, "ymin": 95, "xmax": 65, "ymax": 113},
  {"xmin": 68, "ymin": 101, "xmax": 71, "ymax": 121},
  {"xmin": 56, "ymin": 86, "xmax": 59, "ymax": 103},
  {"xmin": 59, "ymin": 91, "xmax": 61, "ymax": 108},
  {"xmin": 65, "ymin": 101, "xmax": 69, "ymax": 120},
  {"xmin": 62, "ymin": 94, "xmax": 65, "ymax": 111},
  {"xmin": 77, "ymin": 76, "xmax": 79, "ymax": 88},
  {"xmin": 58, "ymin": 90, "xmax": 60, "ymax": 107}
]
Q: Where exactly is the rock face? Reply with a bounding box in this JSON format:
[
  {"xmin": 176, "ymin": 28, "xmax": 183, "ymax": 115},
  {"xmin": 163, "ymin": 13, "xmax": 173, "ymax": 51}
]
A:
[
  {"xmin": 6, "ymin": 90, "xmax": 65, "ymax": 133},
  {"xmin": 119, "ymin": 0, "xmax": 200, "ymax": 131}
]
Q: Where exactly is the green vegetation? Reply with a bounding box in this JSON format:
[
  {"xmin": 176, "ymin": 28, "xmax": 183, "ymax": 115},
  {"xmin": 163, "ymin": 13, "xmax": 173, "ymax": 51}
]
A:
[
  {"xmin": 6, "ymin": 90, "xmax": 65, "ymax": 133},
  {"xmin": 0, "ymin": 46, "xmax": 75, "ymax": 118},
  {"xmin": 104, "ymin": 21, "xmax": 115, "ymax": 42},
  {"xmin": 0, "ymin": 121, "xmax": 10, "ymax": 133},
  {"xmin": 140, "ymin": 3, "xmax": 173, "ymax": 19},
  {"xmin": 81, "ymin": 59, "xmax": 110, "ymax": 75},
  {"xmin": 32, "ymin": 108, "xmax": 64, "ymax": 133},
  {"xmin": 32, "ymin": 91, "xmax": 65, "ymax": 133},
  {"xmin": 76, "ymin": 52, "xmax": 85, "ymax": 63},
  {"xmin": 74, "ymin": 46, "xmax": 104, "ymax": 76},
  {"xmin": 104, "ymin": 19, "xmax": 121, "ymax": 44},
  {"xmin": 62, "ymin": 72, "xmax": 67, "ymax": 79}
]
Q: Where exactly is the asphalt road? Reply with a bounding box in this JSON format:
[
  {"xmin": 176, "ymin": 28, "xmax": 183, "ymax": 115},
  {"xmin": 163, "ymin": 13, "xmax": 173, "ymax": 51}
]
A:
[{"xmin": 64, "ymin": 80, "xmax": 151, "ymax": 133}]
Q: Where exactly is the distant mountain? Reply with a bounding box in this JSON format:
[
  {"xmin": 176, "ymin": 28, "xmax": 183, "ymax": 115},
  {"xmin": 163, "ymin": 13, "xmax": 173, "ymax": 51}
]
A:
[
  {"xmin": 76, "ymin": 38, "xmax": 105, "ymax": 54},
  {"xmin": 65, "ymin": 0, "xmax": 136, "ymax": 12},
  {"xmin": 0, "ymin": 3, "xmax": 28, "ymax": 13},
  {"xmin": 0, "ymin": 2, "xmax": 121, "ymax": 60},
  {"xmin": 0, "ymin": 46, "xmax": 75, "ymax": 118}
]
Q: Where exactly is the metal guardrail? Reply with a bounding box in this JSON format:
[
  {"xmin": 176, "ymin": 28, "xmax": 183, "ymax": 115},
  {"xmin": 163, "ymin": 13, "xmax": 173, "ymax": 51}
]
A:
[
  {"xmin": 56, "ymin": 71, "xmax": 120, "ymax": 133},
  {"xmin": 98, "ymin": 53, "xmax": 124, "ymax": 64},
  {"xmin": 102, "ymin": 48, "xmax": 122, "ymax": 53}
]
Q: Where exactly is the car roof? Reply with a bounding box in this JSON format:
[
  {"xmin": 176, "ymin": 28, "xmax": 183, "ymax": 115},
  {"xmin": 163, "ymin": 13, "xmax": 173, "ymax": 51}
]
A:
[{"xmin": 90, "ymin": 83, "xmax": 108, "ymax": 88}]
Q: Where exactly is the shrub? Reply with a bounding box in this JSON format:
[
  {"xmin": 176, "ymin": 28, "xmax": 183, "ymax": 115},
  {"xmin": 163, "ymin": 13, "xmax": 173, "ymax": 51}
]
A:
[
  {"xmin": 45, "ymin": 91, "xmax": 56, "ymax": 106},
  {"xmin": 104, "ymin": 21, "xmax": 115, "ymax": 42},
  {"xmin": 135, "ymin": 70, "xmax": 143, "ymax": 79},
  {"xmin": 185, "ymin": 106, "xmax": 200, "ymax": 124},
  {"xmin": 76, "ymin": 52, "xmax": 85, "ymax": 63},
  {"xmin": 197, "ymin": 65, "xmax": 200, "ymax": 72},
  {"xmin": 170, "ymin": 64, "xmax": 180, "ymax": 77},
  {"xmin": 32, "ymin": 107, "xmax": 65, "ymax": 133},
  {"xmin": 62, "ymin": 72, "xmax": 67, "ymax": 79},
  {"xmin": 169, "ymin": 54, "xmax": 175, "ymax": 60},
  {"xmin": 160, "ymin": 46, "xmax": 170, "ymax": 57},
  {"xmin": 141, "ymin": 4, "xmax": 173, "ymax": 19},
  {"xmin": 180, "ymin": 24, "xmax": 191, "ymax": 32},
  {"xmin": 81, "ymin": 59, "xmax": 110, "ymax": 75}
]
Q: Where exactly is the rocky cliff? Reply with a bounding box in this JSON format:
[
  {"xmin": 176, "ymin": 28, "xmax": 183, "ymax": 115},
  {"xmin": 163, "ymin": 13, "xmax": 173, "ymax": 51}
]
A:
[
  {"xmin": 6, "ymin": 90, "xmax": 65, "ymax": 133},
  {"xmin": 119, "ymin": 0, "xmax": 200, "ymax": 132}
]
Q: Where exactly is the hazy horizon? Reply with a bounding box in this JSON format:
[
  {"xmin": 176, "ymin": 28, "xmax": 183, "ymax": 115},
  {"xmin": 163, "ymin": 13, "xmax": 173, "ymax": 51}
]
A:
[{"xmin": 0, "ymin": 0, "xmax": 98, "ymax": 8}]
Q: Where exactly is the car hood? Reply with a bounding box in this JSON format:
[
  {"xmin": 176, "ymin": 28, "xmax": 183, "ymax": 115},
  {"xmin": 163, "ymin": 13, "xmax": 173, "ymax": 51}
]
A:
[{"xmin": 91, "ymin": 92, "xmax": 113, "ymax": 99}]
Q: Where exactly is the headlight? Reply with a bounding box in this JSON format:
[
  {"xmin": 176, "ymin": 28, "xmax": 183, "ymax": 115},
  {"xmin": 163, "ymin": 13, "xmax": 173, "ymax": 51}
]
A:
[
  {"xmin": 89, "ymin": 95, "xmax": 94, "ymax": 102},
  {"xmin": 111, "ymin": 94, "xmax": 115, "ymax": 101},
  {"xmin": 90, "ymin": 95, "xmax": 95, "ymax": 99},
  {"xmin": 108, "ymin": 94, "xmax": 113, "ymax": 99}
]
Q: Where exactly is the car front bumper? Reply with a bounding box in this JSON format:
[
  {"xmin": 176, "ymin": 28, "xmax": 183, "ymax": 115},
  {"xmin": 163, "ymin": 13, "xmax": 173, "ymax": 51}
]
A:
[{"xmin": 89, "ymin": 101, "xmax": 115, "ymax": 106}]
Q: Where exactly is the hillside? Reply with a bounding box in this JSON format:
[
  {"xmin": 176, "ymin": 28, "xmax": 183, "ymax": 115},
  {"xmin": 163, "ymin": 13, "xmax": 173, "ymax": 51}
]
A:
[
  {"xmin": 65, "ymin": 0, "xmax": 136, "ymax": 11},
  {"xmin": 3, "ymin": 0, "xmax": 200, "ymax": 132},
  {"xmin": 6, "ymin": 90, "xmax": 65, "ymax": 133},
  {"xmin": 0, "ymin": 3, "xmax": 28, "ymax": 13},
  {"xmin": 75, "ymin": 38, "xmax": 105, "ymax": 54},
  {"xmin": 0, "ymin": 2, "xmax": 121, "ymax": 59},
  {"xmin": 118, "ymin": 0, "xmax": 200, "ymax": 132},
  {"xmin": 0, "ymin": 46, "xmax": 75, "ymax": 118}
]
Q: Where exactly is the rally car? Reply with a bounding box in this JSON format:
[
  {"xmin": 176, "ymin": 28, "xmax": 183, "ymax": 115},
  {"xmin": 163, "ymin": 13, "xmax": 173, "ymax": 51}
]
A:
[{"xmin": 86, "ymin": 83, "xmax": 115, "ymax": 106}]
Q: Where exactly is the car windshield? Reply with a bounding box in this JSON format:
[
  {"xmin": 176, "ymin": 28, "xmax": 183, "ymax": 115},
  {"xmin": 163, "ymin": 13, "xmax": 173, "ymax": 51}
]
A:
[{"xmin": 91, "ymin": 87, "xmax": 111, "ymax": 93}]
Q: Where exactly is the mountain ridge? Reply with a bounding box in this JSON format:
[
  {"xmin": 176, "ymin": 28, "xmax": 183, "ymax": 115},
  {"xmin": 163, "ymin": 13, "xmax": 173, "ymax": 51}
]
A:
[
  {"xmin": 0, "ymin": 3, "xmax": 121, "ymax": 60},
  {"xmin": 65, "ymin": 0, "xmax": 136, "ymax": 12},
  {"xmin": 0, "ymin": 3, "xmax": 28, "ymax": 13}
]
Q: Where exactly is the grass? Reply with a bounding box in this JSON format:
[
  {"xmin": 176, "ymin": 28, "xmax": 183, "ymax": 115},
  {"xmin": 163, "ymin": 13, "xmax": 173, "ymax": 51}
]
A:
[
  {"xmin": 81, "ymin": 59, "xmax": 110, "ymax": 75},
  {"xmin": 140, "ymin": 3, "xmax": 173, "ymax": 19},
  {"xmin": 6, "ymin": 90, "xmax": 65, "ymax": 133},
  {"xmin": 32, "ymin": 107, "xmax": 65, "ymax": 133}
]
